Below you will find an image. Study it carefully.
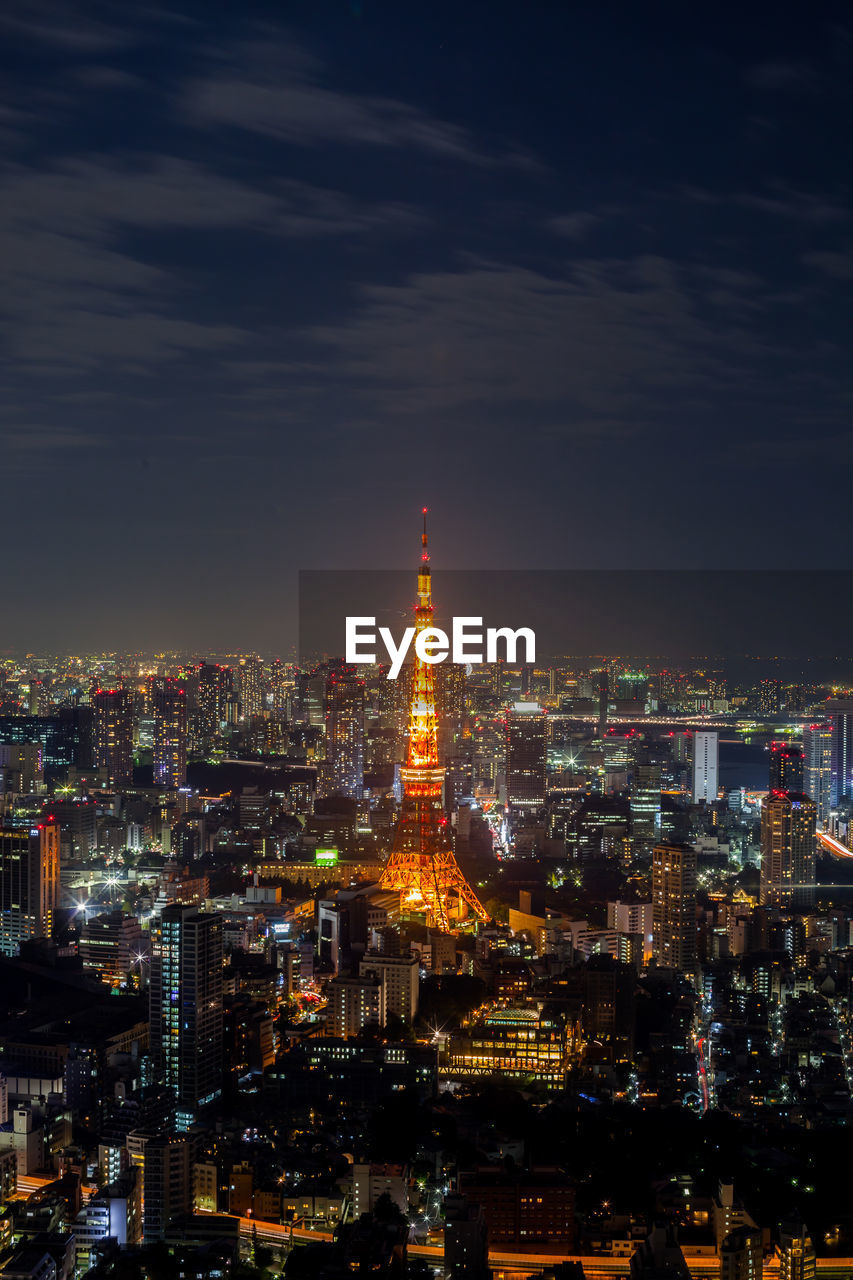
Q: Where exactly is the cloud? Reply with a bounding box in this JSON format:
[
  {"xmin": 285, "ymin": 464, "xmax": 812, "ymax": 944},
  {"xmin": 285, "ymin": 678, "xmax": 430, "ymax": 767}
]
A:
[
  {"xmin": 1, "ymin": 156, "xmax": 279, "ymax": 234},
  {"xmin": 184, "ymin": 36, "xmax": 535, "ymax": 169},
  {"xmin": 673, "ymin": 182, "xmax": 847, "ymax": 225},
  {"xmin": 743, "ymin": 60, "xmax": 818, "ymax": 91},
  {"xmin": 3, "ymin": 153, "xmax": 425, "ymax": 237},
  {"xmin": 294, "ymin": 256, "xmax": 751, "ymax": 425},
  {"xmin": 70, "ymin": 66, "xmax": 148, "ymax": 89},
  {"xmin": 0, "ymin": 424, "xmax": 101, "ymax": 451},
  {"xmin": 546, "ymin": 213, "xmax": 600, "ymax": 239},
  {"xmin": 0, "ymin": 155, "xmax": 424, "ymax": 372},
  {"xmin": 187, "ymin": 75, "xmax": 488, "ymax": 163},
  {"xmin": 736, "ymin": 186, "xmax": 847, "ymax": 225},
  {"xmin": 802, "ymin": 246, "xmax": 853, "ymax": 279},
  {"xmin": 0, "ymin": 0, "xmax": 134, "ymax": 51}
]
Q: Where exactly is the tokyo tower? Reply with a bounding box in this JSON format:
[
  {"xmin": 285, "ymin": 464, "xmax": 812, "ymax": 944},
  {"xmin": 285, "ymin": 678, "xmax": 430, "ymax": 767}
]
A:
[{"xmin": 379, "ymin": 511, "xmax": 488, "ymax": 931}]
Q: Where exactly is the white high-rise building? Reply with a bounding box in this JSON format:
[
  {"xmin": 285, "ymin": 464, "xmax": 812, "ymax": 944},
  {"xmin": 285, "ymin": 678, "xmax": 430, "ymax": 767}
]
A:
[
  {"xmin": 803, "ymin": 723, "xmax": 832, "ymax": 826},
  {"xmin": 691, "ymin": 731, "xmax": 719, "ymax": 805}
]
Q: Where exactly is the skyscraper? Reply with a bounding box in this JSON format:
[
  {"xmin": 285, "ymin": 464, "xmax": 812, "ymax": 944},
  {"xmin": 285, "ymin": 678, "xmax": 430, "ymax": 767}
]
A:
[
  {"xmin": 826, "ymin": 699, "xmax": 853, "ymax": 808},
  {"xmin": 269, "ymin": 658, "xmax": 289, "ymax": 716},
  {"xmin": 299, "ymin": 670, "xmax": 327, "ymax": 727},
  {"xmin": 506, "ymin": 704, "xmax": 546, "ymax": 819},
  {"xmin": 150, "ymin": 678, "xmax": 188, "ymax": 789},
  {"xmin": 93, "ymin": 688, "xmax": 134, "ymax": 788},
  {"xmin": 759, "ymin": 791, "xmax": 816, "ymax": 910},
  {"xmin": 630, "ymin": 762, "xmax": 662, "ymax": 847},
  {"xmin": 137, "ymin": 1133, "xmax": 191, "ymax": 1243},
  {"xmin": 238, "ymin": 656, "xmax": 264, "ymax": 719},
  {"xmin": 803, "ymin": 723, "xmax": 832, "ymax": 825},
  {"xmin": 0, "ymin": 821, "xmax": 60, "ymax": 956},
  {"xmin": 595, "ymin": 669, "xmax": 608, "ymax": 739},
  {"xmin": 197, "ymin": 663, "xmax": 233, "ymax": 740},
  {"xmin": 325, "ymin": 669, "xmax": 365, "ymax": 800},
  {"xmin": 150, "ymin": 904, "xmax": 223, "ymax": 1118},
  {"xmin": 769, "ymin": 741, "xmax": 804, "ymax": 792},
  {"xmin": 691, "ymin": 731, "xmax": 718, "ymax": 805},
  {"xmin": 652, "ymin": 842, "xmax": 697, "ymax": 974},
  {"xmin": 757, "ymin": 678, "xmax": 781, "ymax": 717}
]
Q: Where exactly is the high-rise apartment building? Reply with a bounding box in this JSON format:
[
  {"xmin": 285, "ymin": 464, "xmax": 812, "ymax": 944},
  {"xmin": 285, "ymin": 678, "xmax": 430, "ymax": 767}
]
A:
[
  {"xmin": 359, "ymin": 952, "xmax": 420, "ymax": 1026},
  {"xmin": 0, "ymin": 821, "xmax": 60, "ymax": 956},
  {"xmin": 238, "ymin": 657, "xmax": 264, "ymax": 719},
  {"xmin": 150, "ymin": 905, "xmax": 223, "ymax": 1117},
  {"xmin": 803, "ymin": 723, "xmax": 832, "ymax": 826},
  {"xmin": 779, "ymin": 1221, "xmax": 816, "ymax": 1280},
  {"xmin": 0, "ymin": 744, "xmax": 43, "ymax": 794},
  {"xmin": 769, "ymin": 742, "xmax": 804, "ymax": 792},
  {"xmin": 759, "ymin": 791, "xmax": 816, "ymax": 910},
  {"xmin": 827, "ymin": 700, "xmax": 853, "ymax": 808},
  {"xmin": 720, "ymin": 1228, "xmax": 762, "ymax": 1280},
  {"xmin": 757, "ymin": 678, "xmax": 781, "ymax": 717},
  {"xmin": 691, "ymin": 732, "xmax": 718, "ymax": 805},
  {"xmin": 506, "ymin": 704, "xmax": 546, "ymax": 818},
  {"xmin": 93, "ymin": 689, "xmax": 134, "ymax": 788},
  {"xmin": 79, "ymin": 910, "xmax": 147, "ymax": 984},
  {"xmin": 269, "ymin": 659, "xmax": 289, "ymax": 716},
  {"xmin": 328, "ymin": 973, "xmax": 385, "ymax": 1038},
  {"xmin": 197, "ymin": 663, "xmax": 233, "ymax": 740},
  {"xmin": 150, "ymin": 678, "xmax": 188, "ymax": 789},
  {"xmin": 630, "ymin": 763, "xmax": 661, "ymax": 846},
  {"xmin": 325, "ymin": 670, "xmax": 365, "ymax": 800},
  {"xmin": 652, "ymin": 842, "xmax": 697, "ymax": 974},
  {"xmin": 299, "ymin": 671, "xmax": 327, "ymax": 727},
  {"xmin": 130, "ymin": 1132, "xmax": 191, "ymax": 1243}
]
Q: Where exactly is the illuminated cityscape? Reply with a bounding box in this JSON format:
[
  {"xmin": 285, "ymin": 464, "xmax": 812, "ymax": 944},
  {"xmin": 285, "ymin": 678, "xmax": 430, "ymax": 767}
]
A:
[
  {"xmin": 1, "ymin": 2, "xmax": 852, "ymax": 1278},
  {"xmin": 0, "ymin": 590, "xmax": 853, "ymax": 1277}
]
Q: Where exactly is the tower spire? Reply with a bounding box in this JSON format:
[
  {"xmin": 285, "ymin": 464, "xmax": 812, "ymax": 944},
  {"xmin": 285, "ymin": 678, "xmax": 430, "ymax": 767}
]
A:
[{"xmin": 380, "ymin": 513, "xmax": 488, "ymax": 931}]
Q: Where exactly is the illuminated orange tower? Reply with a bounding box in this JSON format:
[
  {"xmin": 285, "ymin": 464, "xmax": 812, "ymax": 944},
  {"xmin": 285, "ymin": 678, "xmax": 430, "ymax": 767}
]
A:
[{"xmin": 380, "ymin": 511, "xmax": 488, "ymax": 931}]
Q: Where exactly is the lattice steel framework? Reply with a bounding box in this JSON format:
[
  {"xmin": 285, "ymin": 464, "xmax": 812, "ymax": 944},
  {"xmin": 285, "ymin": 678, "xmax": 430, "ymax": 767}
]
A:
[{"xmin": 379, "ymin": 511, "xmax": 488, "ymax": 931}]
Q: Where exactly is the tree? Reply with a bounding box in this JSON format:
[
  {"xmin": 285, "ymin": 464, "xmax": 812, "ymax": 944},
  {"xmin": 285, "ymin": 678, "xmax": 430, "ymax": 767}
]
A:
[{"xmin": 484, "ymin": 896, "xmax": 509, "ymax": 923}]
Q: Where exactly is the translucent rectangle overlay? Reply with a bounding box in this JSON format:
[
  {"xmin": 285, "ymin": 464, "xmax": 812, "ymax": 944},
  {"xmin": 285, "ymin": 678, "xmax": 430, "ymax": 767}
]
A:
[{"xmin": 298, "ymin": 570, "xmax": 853, "ymax": 681}]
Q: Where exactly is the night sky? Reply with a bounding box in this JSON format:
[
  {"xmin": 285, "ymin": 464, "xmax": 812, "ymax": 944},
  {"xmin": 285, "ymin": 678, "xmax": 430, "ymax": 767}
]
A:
[{"xmin": 2, "ymin": 1, "xmax": 851, "ymax": 651}]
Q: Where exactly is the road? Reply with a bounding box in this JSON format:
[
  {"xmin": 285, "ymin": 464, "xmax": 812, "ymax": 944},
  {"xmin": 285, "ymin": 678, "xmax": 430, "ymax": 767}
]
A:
[
  {"xmin": 696, "ymin": 1035, "xmax": 711, "ymax": 1112},
  {"xmin": 10, "ymin": 1185, "xmax": 851, "ymax": 1278},
  {"xmin": 234, "ymin": 1216, "xmax": 853, "ymax": 1278},
  {"xmin": 13, "ymin": 1175, "xmax": 97, "ymax": 1202},
  {"xmin": 817, "ymin": 830, "xmax": 853, "ymax": 859}
]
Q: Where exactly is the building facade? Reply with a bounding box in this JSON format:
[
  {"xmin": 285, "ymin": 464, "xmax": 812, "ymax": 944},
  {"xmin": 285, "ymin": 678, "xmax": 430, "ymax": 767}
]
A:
[
  {"xmin": 506, "ymin": 704, "xmax": 546, "ymax": 818},
  {"xmin": 759, "ymin": 791, "xmax": 816, "ymax": 910},
  {"xmin": 93, "ymin": 689, "xmax": 134, "ymax": 788},
  {"xmin": 652, "ymin": 842, "xmax": 697, "ymax": 974},
  {"xmin": 691, "ymin": 732, "xmax": 718, "ymax": 805},
  {"xmin": 803, "ymin": 723, "xmax": 832, "ymax": 826},
  {"xmin": 150, "ymin": 678, "xmax": 188, "ymax": 789},
  {"xmin": 0, "ymin": 822, "xmax": 60, "ymax": 957},
  {"xmin": 149, "ymin": 905, "xmax": 223, "ymax": 1118}
]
